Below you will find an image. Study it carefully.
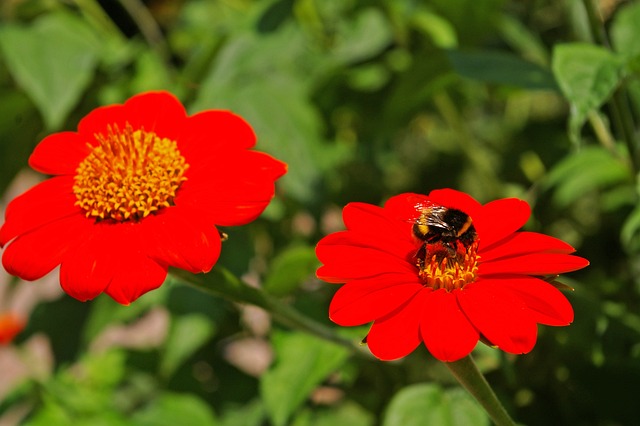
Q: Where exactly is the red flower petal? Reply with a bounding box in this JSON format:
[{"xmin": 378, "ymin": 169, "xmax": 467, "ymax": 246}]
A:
[
  {"xmin": 498, "ymin": 275, "xmax": 574, "ymax": 326},
  {"xmin": 0, "ymin": 313, "xmax": 25, "ymax": 344},
  {"xmin": 78, "ymin": 92, "xmax": 186, "ymax": 142},
  {"xmin": 143, "ymin": 206, "xmax": 222, "ymax": 274},
  {"xmin": 178, "ymin": 151, "xmax": 286, "ymax": 226},
  {"xmin": 0, "ymin": 176, "xmax": 79, "ymax": 246},
  {"xmin": 480, "ymin": 231, "xmax": 576, "ymax": 262},
  {"xmin": 384, "ymin": 193, "xmax": 432, "ymax": 222},
  {"xmin": 420, "ymin": 289, "xmax": 479, "ymax": 361},
  {"xmin": 104, "ymin": 256, "xmax": 167, "ymax": 305},
  {"xmin": 343, "ymin": 202, "xmax": 414, "ymax": 246},
  {"xmin": 458, "ymin": 280, "xmax": 538, "ymax": 354},
  {"xmin": 474, "ymin": 198, "xmax": 531, "ymax": 249},
  {"xmin": 480, "ymin": 253, "xmax": 590, "ymax": 276},
  {"xmin": 316, "ymin": 232, "xmax": 415, "ymax": 282},
  {"xmin": 329, "ymin": 275, "xmax": 421, "ymax": 326},
  {"xmin": 366, "ymin": 290, "xmax": 428, "ymax": 360},
  {"xmin": 59, "ymin": 222, "xmax": 167, "ymax": 304},
  {"xmin": 29, "ymin": 132, "xmax": 91, "ymax": 176},
  {"xmin": 3, "ymin": 215, "xmax": 91, "ymax": 281},
  {"xmin": 427, "ymin": 188, "xmax": 483, "ymax": 218},
  {"xmin": 179, "ymin": 110, "xmax": 257, "ymax": 162}
]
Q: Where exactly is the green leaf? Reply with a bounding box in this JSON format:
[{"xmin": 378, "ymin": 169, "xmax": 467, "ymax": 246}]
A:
[
  {"xmin": 551, "ymin": 43, "xmax": 622, "ymax": 145},
  {"xmin": 448, "ymin": 50, "xmax": 557, "ymax": 90},
  {"xmin": 263, "ymin": 245, "xmax": 320, "ymax": 296},
  {"xmin": 621, "ymin": 203, "xmax": 640, "ymax": 252},
  {"xmin": 260, "ymin": 331, "xmax": 350, "ymax": 426},
  {"xmin": 293, "ymin": 402, "xmax": 374, "ymax": 426},
  {"xmin": 382, "ymin": 383, "xmax": 489, "ymax": 426},
  {"xmin": 332, "ymin": 8, "xmax": 393, "ymax": 64},
  {"xmin": 0, "ymin": 12, "xmax": 101, "ymax": 129},
  {"xmin": 611, "ymin": 2, "xmax": 640, "ymax": 60},
  {"xmin": 544, "ymin": 146, "xmax": 632, "ymax": 207},
  {"xmin": 131, "ymin": 393, "xmax": 217, "ymax": 426},
  {"xmin": 160, "ymin": 314, "xmax": 216, "ymax": 378}
]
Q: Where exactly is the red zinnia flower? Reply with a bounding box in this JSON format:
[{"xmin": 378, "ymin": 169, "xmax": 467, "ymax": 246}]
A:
[
  {"xmin": 0, "ymin": 91, "xmax": 286, "ymax": 305},
  {"xmin": 0, "ymin": 312, "xmax": 25, "ymax": 344},
  {"xmin": 316, "ymin": 189, "xmax": 589, "ymax": 362}
]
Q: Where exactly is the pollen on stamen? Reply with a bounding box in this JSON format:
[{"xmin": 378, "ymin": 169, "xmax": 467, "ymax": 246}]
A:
[
  {"xmin": 73, "ymin": 123, "xmax": 189, "ymax": 222},
  {"xmin": 418, "ymin": 243, "xmax": 479, "ymax": 291}
]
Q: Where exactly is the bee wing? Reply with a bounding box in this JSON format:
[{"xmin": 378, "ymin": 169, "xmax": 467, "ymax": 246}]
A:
[{"xmin": 424, "ymin": 206, "xmax": 451, "ymax": 230}]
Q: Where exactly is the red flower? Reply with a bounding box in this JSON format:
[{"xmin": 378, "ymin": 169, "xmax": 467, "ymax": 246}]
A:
[
  {"xmin": 316, "ymin": 189, "xmax": 589, "ymax": 362},
  {"xmin": 0, "ymin": 312, "xmax": 25, "ymax": 344},
  {"xmin": 1, "ymin": 92, "xmax": 286, "ymax": 304}
]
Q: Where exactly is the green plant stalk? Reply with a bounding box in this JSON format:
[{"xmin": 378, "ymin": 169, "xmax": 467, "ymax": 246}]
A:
[
  {"xmin": 170, "ymin": 267, "xmax": 361, "ymax": 353},
  {"xmin": 446, "ymin": 355, "xmax": 517, "ymax": 426},
  {"xmin": 582, "ymin": 0, "xmax": 640, "ymax": 172}
]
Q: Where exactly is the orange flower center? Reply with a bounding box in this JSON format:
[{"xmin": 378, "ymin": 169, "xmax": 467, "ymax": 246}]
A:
[
  {"xmin": 73, "ymin": 124, "xmax": 189, "ymax": 222},
  {"xmin": 417, "ymin": 242, "xmax": 479, "ymax": 291}
]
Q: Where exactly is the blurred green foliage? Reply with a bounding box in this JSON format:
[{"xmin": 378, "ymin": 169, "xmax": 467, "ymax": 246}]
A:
[{"xmin": 2, "ymin": 0, "xmax": 640, "ymax": 425}]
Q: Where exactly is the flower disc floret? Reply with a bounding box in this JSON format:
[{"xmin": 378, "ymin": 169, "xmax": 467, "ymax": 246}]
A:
[
  {"xmin": 418, "ymin": 242, "xmax": 479, "ymax": 291},
  {"xmin": 73, "ymin": 124, "xmax": 188, "ymax": 222}
]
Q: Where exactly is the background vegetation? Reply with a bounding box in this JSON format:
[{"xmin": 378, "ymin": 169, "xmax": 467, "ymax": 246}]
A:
[{"xmin": 1, "ymin": 0, "xmax": 639, "ymax": 424}]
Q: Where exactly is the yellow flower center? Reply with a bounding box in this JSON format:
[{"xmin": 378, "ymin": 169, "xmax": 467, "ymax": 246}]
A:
[
  {"xmin": 73, "ymin": 124, "xmax": 189, "ymax": 222},
  {"xmin": 417, "ymin": 242, "xmax": 479, "ymax": 291}
]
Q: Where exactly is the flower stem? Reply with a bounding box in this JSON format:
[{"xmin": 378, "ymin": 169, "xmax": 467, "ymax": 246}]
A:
[
  {"xmin": 445, "ymin": 355, "xmax": 517, "ymax": 426},
  {"xmin": 169, "ymin": 267, "xmax": 361, "ymax": 353}
]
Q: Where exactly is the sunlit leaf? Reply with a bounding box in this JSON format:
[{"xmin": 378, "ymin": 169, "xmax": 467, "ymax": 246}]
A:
[
  {"xmin": 160, "ymin": 314, "xmax": 216, "ymax": 378},
  {"xmin": 611, "ymin": 2, "xmax": 640, "ymax": 60},
  {"xmin": 552, "ymin": 43, "xmax": 622, "ymax": 145},
  {"xmin": 0, "ymin": 12, "xmax": 101, "ymax": 129},
  {"xmin": 263, "ymin": 245, "xmax": 319, "ymax": 296},
  {"xmin": 382, "ymin": 383, "xmax": 489, "ymax": 426},
  {"xmin": 260, "ymin": 331, "xmax": 350, "ymax": 426},
  {"xmin": 131, "ymin": 393, "xmax": 217, "ymax": 426},
  {"xmin": 544, "ymin": 146, "xmax": 632, "ymax": 207}
]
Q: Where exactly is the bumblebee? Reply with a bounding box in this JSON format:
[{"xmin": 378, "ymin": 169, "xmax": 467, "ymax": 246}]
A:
[{"xmin": 411, "ymin": 204, "xmax": 477, "ymax": 264}]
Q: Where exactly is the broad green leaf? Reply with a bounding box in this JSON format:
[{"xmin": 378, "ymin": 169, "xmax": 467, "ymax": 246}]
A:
[
  {"xmin": 131, "ymin": 393, "xmax": 217, "ymax": 426},
  {"xmin": 544, "ymin": 146, "xmax": 632, "ymax": 208},
  {"xmin": 331, "ymin": 8, "xmax": 393, "ymax": 64},
  {"xmin": 160, "ymin": 314, "xmax": 216, "ymax": 378},
  {"xmin": 448, "ymin": 50, "xmax": 557, "ymax": 89},
  {"xmin": 552, "ymin": 43, "xmax": 622, "ymax": 145},
  {"xmin": 260, "ymin": 331, "xmax": 350, "ymax": 426},
  {"xmin": 611, "ymin": 2, "xmax": 640, "ymax": 60},
  {"xmin": 0, "ymin": 12, "xmax": 101, "ymax": 129},
  {"xmin": 218, "ymin": 400, "xmax": 266, "ymax": 426},
  {"xmin": 292, "ymin": 402, "xmax": 374, "ymax": 426},
  {"xmin": 263, "ymin": 245, "xmax": 319, "ymax": 296},
  {"xmin": 382, "ymin": 383, "xmax": 489, "ymax": 426},
  {"xmin": 257, "ymin": 0, "xmax": 295, "ymax": 33}
]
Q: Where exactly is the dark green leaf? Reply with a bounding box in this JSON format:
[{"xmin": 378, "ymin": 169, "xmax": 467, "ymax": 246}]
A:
[
  {"xmin": 448, "ymin": 50, "xmax": 557, "ymax": 90},
  {"xmin": 257, "ymin": 0, "xmax": 295, "ymax": 33},
  {"xmin": 260, "ymin": 331, "xmax": 350, "ymax": 426},
  {"xmin": 0, "ymin": 12, "xmax": 101, "ymax": 129}
]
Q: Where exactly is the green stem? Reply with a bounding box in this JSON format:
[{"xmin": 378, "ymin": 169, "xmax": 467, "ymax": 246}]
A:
[
  {"xmin": 582, "ymin": 0, "xmax": 640, "ymax": 172},
  {"xmin": 446, "ymin": 355, "xmax": 517, "ymax": 426},
  {"xmin": 169, "ymin": 267, "xmax": 361, "ymax": 353}
]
